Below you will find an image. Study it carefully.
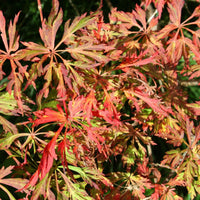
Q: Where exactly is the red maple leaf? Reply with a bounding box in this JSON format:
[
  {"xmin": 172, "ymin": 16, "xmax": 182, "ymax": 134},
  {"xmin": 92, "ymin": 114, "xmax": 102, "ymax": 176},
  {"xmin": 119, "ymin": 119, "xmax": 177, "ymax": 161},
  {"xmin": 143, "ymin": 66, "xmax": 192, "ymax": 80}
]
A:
[
  {"xmin": 33, "ymin": 104, "xmax": 67, "ymax": 126},
  {"xmin": 0, "ymin": 11, "xmax": 29, "ymax": 112},
  {"xmin": 157, "ymin": 0, "xmax": 200, "ymax": 63},
  {"xmin": 99, "ymin": 89, "xmax": 121, "ymax": 126},
  {"xmin": 19, "ymin": 124, "xmax": 64, "ymax": 191}
]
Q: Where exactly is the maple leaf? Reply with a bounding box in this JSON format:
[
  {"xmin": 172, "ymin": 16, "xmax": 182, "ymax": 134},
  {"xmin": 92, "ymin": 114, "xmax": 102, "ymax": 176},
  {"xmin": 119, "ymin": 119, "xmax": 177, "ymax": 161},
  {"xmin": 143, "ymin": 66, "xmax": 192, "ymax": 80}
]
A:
[
  {"xmin": 116, "ymin": 50, "xmax": 157, "ymax": 72},
  {"xmin": 53, "ymin": 63, "xmax": 67, "ymax": 98},
  {"xmin": 29, "ymin": 173, "xmax": 56, "ymax": 200},
  {"xmin": 0, "ymin": 90, "xmax": 30, "ymax": 116},
  {"xmin": 21, "ymin": 1, "xmax": 113, "ymax": 106},
  {"xmin": 187, "ymin": 64, "xmax": 200, "ymax": 80},
  {"xmin": 61, "ymin": 60, "xmax": 85, "ymax": 94},
  {"xmin": 65, "ymin": 42, "xmax": 113, "ymax": 64},
  {"xmin": 187, "ymin": 101, "xmax": 200, "ymax": 116},
  {"xmin": 68, "ymin": 96, "xmax": 86, "ymax": 121},
  {"xmin": 39, "ymin": 0, "xmax": 63, "ymax": 50},
  {"xmin": 20, "ymin": 0, "xmax": 62, "ymax": 58},
  {"xmin": 82, "ymin": 90, "xmax": 98, "ymax": 125},
  {"xmin": 38, "ymin": 134, "xmax": 58, "ymax": 179},
  {"xmin": 0, "ymin": 11, "xmax": 29, "ymax": 111},
  {"xmin": 126, "ymin": 174, "xmax": 151, "ymax": 199},
  {"xmin": 110, "ymin": 5, "xmax": 159, "ymax": 52},
  {"xmin": 84, "ymin": 126, "xmax": 105, "ymax": 153},
  {"xmin": 110, "ymin": 8, "xmax": 142, "ymax": 31},
  {"xmin": 98, "ymin": 89, "xmax": 121, "ymax": 126},
  {"xmin": 125, "ymin": 87, "xmax": 173, "ymax": 116},
  {"xmin": 68, "ymin": 165, "xmax": 113, "ymax": 190},
  {"xmin": 0, "ymin": 166, "xmax": 29, "ymax": 198},
  {"xmin": 151, "ymin": 184, "xmax": 166, "ymax": 200},
  {"xmin": 59, "ymin": 170, "xmax": 94, "ymax": 200},
  {"xmin": 32, "ymin": 95, "xmax": 97, "ymax": 128},
  {"xmin": 157, "ymin": 0, "xmax": 200, "ymax": 63},
  {"xmin": 161, "ymin": 148, "xmax": 183, "ymax": 169},
  {"xmin": 0, "ymin": 116, "xmax": 18, "ymax": 135},
  {"xmin": 152, "ymin": 0, "xmax": 166, "ymax": 19},
  {"xmin": 57, "ymin": 135, "xmax": 69, "ymax": 167},
  {"xmin": 19, "ymin": 0, "xmax": 65, "ymax": 106},
  {"xmin": 33, "ymin": 104, "xmax": 66, "ymax": 127},
  {"xmin": 137, "ymin": 157, "xmax": 150, "ymax": 177},
  {"xmin": 132, "ymin": 4, "xmax": 148, "ymax": 30},
  {"xmin": 20, "ymin": 124, "xmax": 64, "ymax": 191},
  {"xmin": 160, "ymin": 187, "xmax": 183, "ymax": 200},
  {"xmin": 58, "ymin": 13, "xmax": 95, "ymax": 47}
]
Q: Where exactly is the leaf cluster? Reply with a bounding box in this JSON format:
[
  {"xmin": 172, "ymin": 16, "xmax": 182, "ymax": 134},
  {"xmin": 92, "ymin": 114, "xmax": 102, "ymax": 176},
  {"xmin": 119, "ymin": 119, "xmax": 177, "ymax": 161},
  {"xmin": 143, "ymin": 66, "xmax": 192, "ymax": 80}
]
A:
[{"xmin": 0, "ymin": 0, "xmax": 200, "ymax": 199}]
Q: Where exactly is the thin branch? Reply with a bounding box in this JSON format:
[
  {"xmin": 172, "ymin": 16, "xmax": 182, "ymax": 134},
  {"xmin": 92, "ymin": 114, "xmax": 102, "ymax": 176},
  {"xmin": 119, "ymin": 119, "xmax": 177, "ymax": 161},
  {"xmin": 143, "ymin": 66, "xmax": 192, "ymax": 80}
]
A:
[
  {"xmin": 105, "ymin": 0, "xmax": 113, "ymax": 10},
  {"xmin": 37, "ymin": 0, "xmax": 44, "ymax": 23},
  {"xmin": 147, "ymin": 8, "xmax": 158, "ymax": 24},
  {"xmin": 179, "ymin": 79, "xmax": 200, "ymax": 87},
  {"xmin": 68, "ymin": 0, "xmax": 80, "ymax": 16}
]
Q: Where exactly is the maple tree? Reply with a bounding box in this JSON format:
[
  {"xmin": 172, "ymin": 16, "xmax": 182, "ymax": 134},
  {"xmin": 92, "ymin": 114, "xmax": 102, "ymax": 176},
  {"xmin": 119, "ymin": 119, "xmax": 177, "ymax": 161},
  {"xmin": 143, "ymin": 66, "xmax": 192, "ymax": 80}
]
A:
[{"xmin": 0, "ymin": 0, "xmax": 200, "ymax": 199}]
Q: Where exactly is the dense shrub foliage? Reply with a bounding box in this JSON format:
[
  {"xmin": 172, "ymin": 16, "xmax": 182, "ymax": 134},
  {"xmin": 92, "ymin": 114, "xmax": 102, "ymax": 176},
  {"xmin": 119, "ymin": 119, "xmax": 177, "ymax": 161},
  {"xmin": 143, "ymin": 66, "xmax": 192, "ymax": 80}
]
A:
[{"xmin": 0, "ymin": 0, "xmax": 200, "ymax": 199}]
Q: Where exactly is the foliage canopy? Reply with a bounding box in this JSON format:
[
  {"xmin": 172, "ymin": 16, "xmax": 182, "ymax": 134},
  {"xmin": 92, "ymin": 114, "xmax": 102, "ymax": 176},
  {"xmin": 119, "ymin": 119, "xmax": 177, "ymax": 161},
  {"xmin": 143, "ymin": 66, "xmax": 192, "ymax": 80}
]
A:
[{"xmin": 0, "ymin": 0, "xmax": 200, "ymax": 199}]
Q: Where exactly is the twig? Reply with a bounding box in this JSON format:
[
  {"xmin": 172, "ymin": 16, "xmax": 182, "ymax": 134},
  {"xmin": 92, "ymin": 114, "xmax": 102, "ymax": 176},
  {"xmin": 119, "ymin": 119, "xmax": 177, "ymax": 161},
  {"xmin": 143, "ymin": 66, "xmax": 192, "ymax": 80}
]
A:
[
  {"xmin": 147, "ymin": 144, "xmax": 153, "ymax": 162},
  {"xmin": 179, "ymin": 79, "xmax": 200, "ymax": 87},
  {"xmin": 147, "ymin": 8, "xmax": 158, "ymax": 24},
  {"xmin": 105, "ymin": 0, "xmax": 113, "ymax": 10},
  {"xmin": 147, "ymin": 5, "xmax": 158, "ymax": 24},
  {"xmin": 68, "ymin": 0, "xmax": 80, "ymax": 16},
  {"xmin": 37, "ymin": 0, "xmax": 44, "ymax": 23}
]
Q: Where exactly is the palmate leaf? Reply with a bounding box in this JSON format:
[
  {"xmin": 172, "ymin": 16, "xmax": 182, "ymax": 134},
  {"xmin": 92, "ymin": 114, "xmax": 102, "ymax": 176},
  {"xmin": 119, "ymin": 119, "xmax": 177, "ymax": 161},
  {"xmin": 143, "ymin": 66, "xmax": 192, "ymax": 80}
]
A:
[
  {"xmin": 20, "ymin": 125, "xmax": 64, "ymax": 191},
  {"xmin": 0, "ymin": 11, "xmax": 20, "ymax": 54},
  {"xmin": 62, "ymin": 60, "xmax": 85, "ymax": 91},
  {"xmin": 65, "ymin": 43, "xmax": 113, "ymax": 64},
  {"xmin": 167, "ymin": 0, "xmax": 184, "ymax": 26},
  {"xmin": 21, "ymin": 92, "xmax": 116, "ymax": 192},
  {"xmin": 68, "ymin": 165, "xmax": 112, "ymax": 189},
  {"xmin": 30, "ymin": 173, "xmax": 55, "ymax": 200},
  {"xmin": 39, "ymin": 0, "xmax": 63, "ymax": 50},
  {"xmin": 157, "ymin": 0, "xmax": 200, "ymax": 63},
  {"xmin": 84, "ymin": 126, "xmax": 105, "ymax": 153},
  {"xmin": 0, "ymin": 11, "xmax": 29, "ymax": 111},
  {"xmin": 110, "ymin": 4, "xmax": 158, "ymax": 36},
  {"xmin": 0, "ymin": 117, "xmax": 17, "ymax": 135},
  {"xmin": 116, "ymin": 51, "xmax": 157, "ymax": 71},
  {"xmin": 20, "ymin": 1, "xmax": 113, "ymax": 106},
  {"xmin": 125, "ymin": 87, "xmax": 173, "ymax": 117},
  {"xmin": 82, "ymin": 90, "xmax": 98, "ymax": 125},
  {"xmin": 1, "ymin": 0, "xmax": 200, "ymax": 199},
  {"xmin": 20, "ymin": 42, "xmax": 49, "ymax": 61},
  {"xmin": 187, "ymin": 101, "xmax": 200, "ymax": 116},
  {"xmin": 58, "ymin": 13, "xmax": 95, "ymax": 47},
  {"xmin": 0, "ymin": 166, "xmax": 29, "ymax": 199},
  {"xmin": 0, "ymin": 91, "xmax": 30, "ymax": 135},
  {"xmin": 187, "ymin": 64, "xmax": 200, "ymax": 80},
  {"xmin": 99, "ymin": 89, "xmax": 121, "ymax": 126},
  {"xmin": 110, "ymin": 8, "xmax": 142, "ymax": 30},
  {"xmin": 106, "ymin": 172, "xmax": 151, "ymax": 199},
  {"xmin": 0, "ymin": 91, "xmax": 30, "ymax": 116},
  {"xmin": 33, "ymin": 104, "xmax": 66, "ymax": 126},
  {"xmin": 0, "ymin": 132, "xmax": 29, "ymax": 149},
  {"xmin": 20, "ymin": 0, "xmax": 64, "ymax": 104},
  {"xmin": 60, "ymin": 170, "xmax": 93, "ymax": 200}
]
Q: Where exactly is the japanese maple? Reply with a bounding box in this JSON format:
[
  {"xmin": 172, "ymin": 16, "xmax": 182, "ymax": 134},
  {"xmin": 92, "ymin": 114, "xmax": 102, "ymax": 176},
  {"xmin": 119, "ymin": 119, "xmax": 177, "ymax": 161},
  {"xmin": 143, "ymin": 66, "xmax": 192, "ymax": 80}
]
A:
[{"xmin": 0, "ymin": 0, "xmax": 200, "ymax": 199}]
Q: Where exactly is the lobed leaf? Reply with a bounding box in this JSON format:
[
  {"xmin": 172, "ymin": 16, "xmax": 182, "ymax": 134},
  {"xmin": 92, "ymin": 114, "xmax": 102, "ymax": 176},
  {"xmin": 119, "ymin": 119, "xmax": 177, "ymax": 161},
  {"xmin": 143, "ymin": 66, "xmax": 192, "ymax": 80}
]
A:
[
  {"xmin": 60, "ymin": 14, "xmax": 95, "ymax": 46},
  {"xmin": 39, "ymin": 1, "xmax": 63, "ymax": 50}
]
